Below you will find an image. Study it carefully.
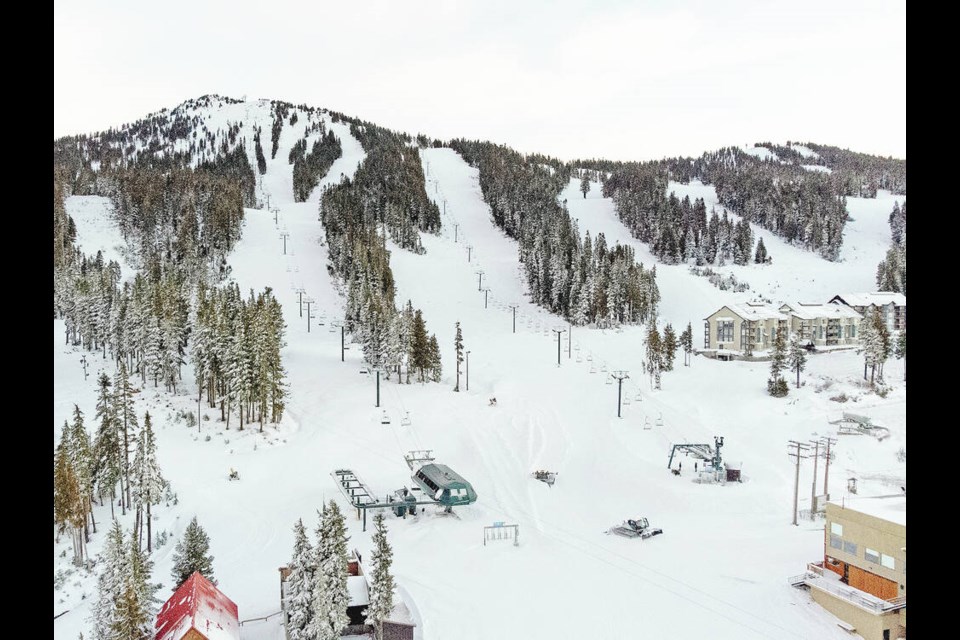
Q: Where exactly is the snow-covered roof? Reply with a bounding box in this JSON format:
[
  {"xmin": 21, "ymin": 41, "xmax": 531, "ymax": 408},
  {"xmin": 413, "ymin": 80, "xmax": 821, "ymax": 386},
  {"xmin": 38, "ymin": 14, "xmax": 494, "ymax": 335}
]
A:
[
  {"xmin": 832, "ymin": 292, "xmax": 906, "ymax": 308},
  {"xmin": 779, "ymin": 303, "xmax": 862, "ymax": 321},
  {"xmin": 155, "ymin": 572, "xmax": 239, "ymax": 640},
  {"xmin": 828, "ymin": 496, "xmax": 906, "ymax": 528},
  {"xmin": 714, "ymin": 303, "xmax": 786, "ymax": 322},
  {"xmin": 348, "ymin": 575, "xmax": 370, "ymax": 607}
]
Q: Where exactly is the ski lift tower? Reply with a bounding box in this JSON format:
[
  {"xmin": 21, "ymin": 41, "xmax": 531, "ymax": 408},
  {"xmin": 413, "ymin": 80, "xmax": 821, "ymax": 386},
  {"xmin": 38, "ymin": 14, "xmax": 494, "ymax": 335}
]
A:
[{"xmin": 667, "ymin": 436, "xmax": 726, "ymax": 473}]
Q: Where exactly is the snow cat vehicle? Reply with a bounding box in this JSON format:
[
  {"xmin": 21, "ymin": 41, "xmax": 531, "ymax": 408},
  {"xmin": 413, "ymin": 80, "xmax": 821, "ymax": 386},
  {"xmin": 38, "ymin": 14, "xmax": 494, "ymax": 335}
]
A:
[
  {"xmin": 607, "ymin": 517, "xmax": 663, "ymax": 539},
  {"xmin": 532, "ymin": 470, "xmax": 557, "ymax": 486}
]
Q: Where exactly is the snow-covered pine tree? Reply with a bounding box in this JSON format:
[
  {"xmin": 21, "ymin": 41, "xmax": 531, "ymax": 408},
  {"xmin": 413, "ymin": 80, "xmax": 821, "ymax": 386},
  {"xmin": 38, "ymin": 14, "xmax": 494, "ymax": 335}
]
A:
[
  {"xmin": 132, "ymin": 411, "xmax": 165, "ymax": 552},
  {"xmin": 69, "ymin": 404, "xmax": 95, "ymax": 538},
  {"xmin": 365, "ymin": 512, "xmax": 396, "ymax": 640},
  {"xmin": 90, "ymin": 520, "xmax": 126, "ymax": 639},
  {"xmin": 285, "ymin": 519, "xmax": 315, "ymax": 640},
  {"xmin": 316, "ymin": 500, "xmax": 350, "ymax": 638},
  {"xmin": 409, "ymin": 310, "xmax": 430, "ymax": 383},
  {"xmin": 787, "ymin": 332, "xmax": 807, "ymax": 388},
  {"xmin": 428, "ymin": 335, "xmax": 442, "ymax": 383},
  {"xmin": 645, "ymin": 325, "xmax": 662, "ymax": 390},
  {"xmin": 113, "ymin": 526, "xmax": 159, "ymax": 639},
  {"xmin": 767, "ymin": 327, "xmax": 788, "ymax": 397},
  {"xmin": 454, "ymin": 322, "xmax": 464, "ymax": 392},
  {"xmin": 661, "ymin": 324, "xmax": 677, "ymax": 372},
  {"xmin": 679, "ymin": 322, "xmax": 693, "ymax": 367},
  {"xmin": 170, "ymin": 516, "xmax": 216, "ymax": 589},
  {"xmin": 580, "ymin": 173, "xmax": 590, "ymax": 198},
  {"xmin": 857, "ymin": 310, "xmax": 878, "ymax": 382},
  {"xmin": 754, "ymin": 236, "xmax": 768, "ymax": 264},
  {"xmin": 113, "ymin": 362, "xmax": 138, "ymax": 512},
  {"xmin": 54, "ymin": 430, "xmax": 86, "ymax": 564},
  {"xmin": 93, "ymin": 372, "xmax": 122, "ymax": 517}
]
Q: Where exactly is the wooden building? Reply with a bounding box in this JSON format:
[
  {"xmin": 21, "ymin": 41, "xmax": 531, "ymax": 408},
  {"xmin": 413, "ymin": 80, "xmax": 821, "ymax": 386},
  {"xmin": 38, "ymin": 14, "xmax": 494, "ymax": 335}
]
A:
[{"xmin": 155, "ymin": 572, "xmax": 240, "ymax": 640}]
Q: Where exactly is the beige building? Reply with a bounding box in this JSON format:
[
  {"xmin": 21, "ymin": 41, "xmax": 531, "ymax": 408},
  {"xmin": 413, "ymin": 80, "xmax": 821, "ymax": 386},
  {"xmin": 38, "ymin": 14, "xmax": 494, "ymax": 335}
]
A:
[
  {"xmin": 778, "ymin": 302, "xmax": 863, "ymax": 348},
  {"xmin": 790, "ymin": 499, "xmax": 906, "ymax": 639},
  {"xmin": 830, "ymin": 292, "xmax": 906, "ymax": 333},
  {"xmin": 703, "ymin": 302, "xmax": 787, "ymax": 357}
]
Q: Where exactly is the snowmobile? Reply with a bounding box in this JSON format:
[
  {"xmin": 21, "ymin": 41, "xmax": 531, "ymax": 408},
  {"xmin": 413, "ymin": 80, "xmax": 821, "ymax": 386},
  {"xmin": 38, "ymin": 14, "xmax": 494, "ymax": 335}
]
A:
[{"xmin": 607, "ymin": 517, "xmax": 663, "ymax": 539}]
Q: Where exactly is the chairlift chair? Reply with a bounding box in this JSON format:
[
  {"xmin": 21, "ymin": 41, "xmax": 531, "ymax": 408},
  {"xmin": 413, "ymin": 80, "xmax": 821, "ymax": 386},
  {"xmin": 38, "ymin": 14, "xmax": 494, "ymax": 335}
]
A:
[
  {"xmin": 643, "ymin": 417, "xmax": 652, "ymax": 430},
  {"xmin": 590, "ymin": 365, "xmax": 597, "ymax": 374},
  {"xmin": 655, "ymin": 413, "xmax": 664, "ymax": 427},
  {"xmin": 623, "ymin": 396, "xmax": 631, "ymax": 405},
  {"xmin": 401, "ymin": 411, "xmax": 412, "ymax": 426},
  {"xmin": 381, "ymin": 411, "xmax": 391, "ymax": 425},
  {"xmin": 606, "ymin": 376, "xmax": 613, "ymax": 385}
]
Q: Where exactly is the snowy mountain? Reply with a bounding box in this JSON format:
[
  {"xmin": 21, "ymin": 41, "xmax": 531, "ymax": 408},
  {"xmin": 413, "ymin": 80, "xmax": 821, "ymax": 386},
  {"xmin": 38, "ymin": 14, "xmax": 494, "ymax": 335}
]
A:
[{"xmin": 54, "ymin": 96, "xmax": 905, "ymax": 640}]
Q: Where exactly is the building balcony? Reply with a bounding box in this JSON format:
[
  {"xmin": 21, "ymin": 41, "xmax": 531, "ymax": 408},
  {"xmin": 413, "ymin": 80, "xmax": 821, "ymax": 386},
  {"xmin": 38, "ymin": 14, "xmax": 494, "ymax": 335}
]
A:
[{"xmin": 788, "ymin": 563, "xmax": 905, "ymax": 614}]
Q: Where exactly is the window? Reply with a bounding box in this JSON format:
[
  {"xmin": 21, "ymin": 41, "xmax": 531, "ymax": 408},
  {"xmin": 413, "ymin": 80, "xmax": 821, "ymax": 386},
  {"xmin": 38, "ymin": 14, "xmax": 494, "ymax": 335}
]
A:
[
  {"xmin": 851, "ymin": 324, "xmax": 856, "ymax": 338},
  {"xmin": 865, "ymin": 548, "xmax": 880, "ymax": 564},
  {"xmin": 843, "ymin": 541, "xmax": 858, "ymax": 555},
  {"xmin": 756, "ymin": 327, "xmax": 761, "ymax": 343},
  {"xmin": 881, "ymin": 554, "xmax": 896, "ymax": 570},
  {"xmin": 830, "ymin": 535, "xmax": 842, "ymax": 550},
  {"xmin": 717, "ymin": 320, "xmax": 734, "ymax": 343},
  {"xmin": 830, "ymin": 522, "xmax": 843, "ymax": 536}
]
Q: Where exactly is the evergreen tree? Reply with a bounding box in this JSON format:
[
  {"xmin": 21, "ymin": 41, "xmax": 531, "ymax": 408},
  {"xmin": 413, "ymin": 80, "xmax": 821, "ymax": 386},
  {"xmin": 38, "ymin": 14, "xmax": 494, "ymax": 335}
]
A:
[
  {"xmin": 679, "ymin": 322, "xmax": 693, "ymax": 367},
  {"xmin": 54, "ymin": 432, "xmax": 86, "ymax": 565},
  {"xmin": 69, "ymin": 404, "xmax": 96, "ymax": 538},
  {"xmin": 112, "ymin": 528, "xmax": 158, "ymax": 640},
  {"xmin": 132, "ymin": 412, "xmax": 165, "ymax": 552},
  {"xmin": 428, "ymin": 335, "xmax": 442, "ymax": 383},
  {"xmin": 113, "ymin": 362, "xmax": 138, "ymax": 512},
  {"xmin": 285, "ymin": 519, "xmax": 315, "ymax": 640},
  {"xmin": 645, "ymin": 325, "xmax": 662, "ymax": 390},
  {"xmin": 409, "ymin": 310, "xmax": 430, "ymax": 383},
  {"xmin": 93, "ymin": 372, "xmax": 122, "ymax": 517},
  {"xmin": 90, "ymin": 521, "xmax": 126, "ymax": 640},
  {"xmin": 895, "ymin": 330, "xmax": 906, "ymax": 382},
  {"xmin": 661, "ymin": 324, "xmax": 677, "ymax": 372},
  {"xmin": 453, "ymin": 322, "xmax": 464, "ymax": 392},
  {"xmin": 787, "ymin": 332, "xmax": 807, "ymax": 388},
  {"xmin": 580, "ymin": 173, "xmax": 591, "ymax": 199},
  {"xmin": 365, "ymin": 512, "xmax": 396, "ymax": 640},
  {"xmin": 754, "ymin": 237, "xmax": 768, "ymax": 264},
  {"xmin": 767, "ymin": 327, "xmax": 788, "ymax": 397},
  {"xmin": 170, "ymin": 516, "xmax": 216, "ymax": 589},
  {"xmin": 315, "ymin": 500, "xmax": 350, "ymax": 639}
]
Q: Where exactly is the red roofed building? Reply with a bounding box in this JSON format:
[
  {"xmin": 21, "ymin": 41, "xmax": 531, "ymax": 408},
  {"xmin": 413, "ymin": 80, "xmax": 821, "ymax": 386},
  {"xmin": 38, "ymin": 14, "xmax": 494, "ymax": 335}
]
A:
[{"xmin": 155, "ymin": 572, "xmax": 240, "ymax": 640}]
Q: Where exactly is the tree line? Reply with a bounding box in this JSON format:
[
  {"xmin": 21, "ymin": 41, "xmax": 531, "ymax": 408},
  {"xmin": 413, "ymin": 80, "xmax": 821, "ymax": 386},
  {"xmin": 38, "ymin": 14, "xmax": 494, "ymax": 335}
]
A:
[
  {"xmin": 450, "ymin": 139, "xmax": 660, "ymax": 327},
  {"xmin": 876, "ymin": 201, "xmax": 906, "ymax": 295}
]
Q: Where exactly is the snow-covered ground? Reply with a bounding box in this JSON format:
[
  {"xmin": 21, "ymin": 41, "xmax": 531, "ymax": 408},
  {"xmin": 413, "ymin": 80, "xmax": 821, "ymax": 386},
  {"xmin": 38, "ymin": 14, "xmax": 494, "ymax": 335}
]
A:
[{"xmin": 54, "ymin": 107, "xmax": 906, "ymax": 640}]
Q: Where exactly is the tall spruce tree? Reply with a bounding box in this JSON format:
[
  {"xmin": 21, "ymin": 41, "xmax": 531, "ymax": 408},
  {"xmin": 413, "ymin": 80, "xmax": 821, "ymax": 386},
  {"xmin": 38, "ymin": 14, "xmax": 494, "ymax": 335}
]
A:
[
  {"xmin": 90, "ymin": 521, "xmax": 127, "ymax": 640},
  {"xmin": 754, "ymin": 237, "xmax": 768, "ymax": 264},
  {"xmin": 679, "ymin": 322, "xmax": 693, "ymax": 367},
  {"xmin": 314, "ymin": 500, "xmax": 350, "ymax": 639},
  {"xmin": 365, "ymin": 512, "xmax": 396, "ymax": 640},
  {"xmin": 787, "ymin": 332, "xmax": 807, "ymax": 388},
  {"xmin": 170, "ymin": 516, "xmax": 216, "ymax": 589},
  {"xmin": 132, "ymin": 411, "xmax": 165, "ymax": 552},
  {"xmin": 662, "ymin": 324, "xmax": 678, "ymax": 372},
  {"xmin": 113, "ymin": 362, "xmax": 138, "ymax": 515},
  {"xmin": 286, "ymin": 519, "xmax": 315, "ymax": 640},
  {"xmin": 895, "ymin": 330, "xmax": 906, "ymax": 382},
  {"xmin": 580, "ymin": 173, "xmax": 591, "ymax": 199},
  {"xmin": 93, "ymin": 372, "xmax": 122, "ymax": 517},
  {"xmin": 767, "ymin": 327, "xmax": 788, "ymax": 397},
  {"xmin": 69, "ymin": 404, "xmax": 96, "ymax": 538},
  {"xmin": 645, "ymin": 325, "xmax": 663, "ymax": 390}
]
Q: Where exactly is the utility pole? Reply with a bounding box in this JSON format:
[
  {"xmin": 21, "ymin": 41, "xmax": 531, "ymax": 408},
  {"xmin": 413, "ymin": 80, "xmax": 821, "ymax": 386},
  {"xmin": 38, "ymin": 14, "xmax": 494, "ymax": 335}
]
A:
[
  {"xmin": 466, "ymin": 351, "xmax": 471, "ymax": 391},
  {"xmin": 508, "ymin": 305, "xmax": 519, "ymax": 333},
  {"xmin": 273, "ymin": 208, "xmax": 279, "ymax": 226},
  {"xmin": 443, "ymin": 198, "xmax": 447, "ymax": 217},
  {"xmin": 551, "ymin": 328, "xmax": 566, "ymax": 366},
  {"xmin": 809, "ymin": 439, "xmax": 821, "ymax": 517},
  {"xmin": 453, "ymin": 223, "xmax": 459, "ymax": 243},
  {"xmin": 375, "ymin": 369, "xmax": 381, "ymax": 407},
  {"xmin": 279, "ymin": 231, "xmax": 290, "ymax": 255},
  {"xmin": 483, "ymin": 288, "xmax": 491, "ymax": 309},
  {"xmin": 467, "ymin": 245, "xmax": 473, "ymax": 262},
  {"xmin": 296, "ymin": 287, "xmax": 306, "ymax": 317},
  {"xmin": 568, "ymin": 324, "xmax": 572, "ymax": 358},
  {"xmin": 821, "ymin": 436, "xmax": 837, "ymax": 499},
  {"xmin": 609, "ymin": 371, "xmax": 630, "ymax": 418},
  {"xmin": 476, "ymin": 270, "xmax": 484, "ymax": 291},
  {"xmin": 80, "ymin": 355, "xmax": 88, "ymax": 380},
  {"xmin": 787, "ymin": 441, "xmax": 812, "ymax": 526}
]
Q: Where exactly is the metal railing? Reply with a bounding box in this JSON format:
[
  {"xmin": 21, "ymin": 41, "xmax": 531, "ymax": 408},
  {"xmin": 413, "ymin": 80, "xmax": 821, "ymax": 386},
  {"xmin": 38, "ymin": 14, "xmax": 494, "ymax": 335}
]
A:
[{"xmin": 789, "ymin": 569, "xmax": 906, "ymax": 614}]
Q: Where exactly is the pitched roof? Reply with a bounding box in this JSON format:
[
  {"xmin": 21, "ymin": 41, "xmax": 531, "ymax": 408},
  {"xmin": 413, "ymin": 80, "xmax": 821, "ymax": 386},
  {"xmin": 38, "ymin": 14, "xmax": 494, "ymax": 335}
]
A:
[
  {"xmin": 722, "ymin": 302, "xmax": 786, "ymax": 321},
  {"xmin": 348, "ymin": 575, "xmax": 370, "ymax": 607},
  {"xmin": 779, "ymin": 302, "xmax": 863, "ymax": 320},
  {"xmin": 832, "ymin": 292, "xmax": 906, "ymax": 307},
  {"xmin": 155, "ymin": 572, "xmax": 239, "ymax": 640}
]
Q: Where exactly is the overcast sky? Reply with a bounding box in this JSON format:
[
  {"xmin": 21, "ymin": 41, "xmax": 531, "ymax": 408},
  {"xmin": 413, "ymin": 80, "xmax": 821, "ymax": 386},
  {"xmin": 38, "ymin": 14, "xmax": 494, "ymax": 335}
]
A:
[{"xmin": 53, "ymin": 0, "xmax": 905, "ymax": 162}]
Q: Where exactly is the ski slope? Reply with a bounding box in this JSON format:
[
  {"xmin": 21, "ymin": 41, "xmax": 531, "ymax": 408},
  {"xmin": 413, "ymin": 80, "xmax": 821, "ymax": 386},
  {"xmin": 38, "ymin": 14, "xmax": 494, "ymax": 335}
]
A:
[{"xmin": 54, "ymin": 104, "xmax": 906, "ymax": 640}]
